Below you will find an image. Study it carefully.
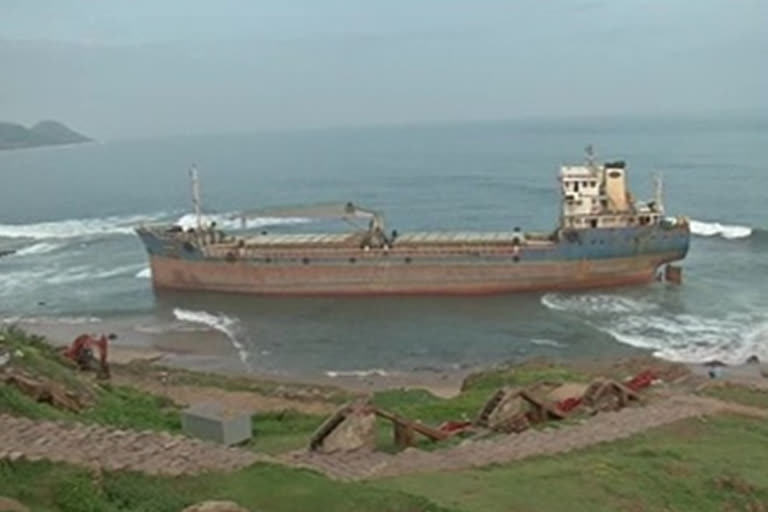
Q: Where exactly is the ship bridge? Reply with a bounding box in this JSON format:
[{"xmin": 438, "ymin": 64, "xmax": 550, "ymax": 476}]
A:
[{"xmin": 559, "ymin": 147, "xmax": 664, "ymax": 231}]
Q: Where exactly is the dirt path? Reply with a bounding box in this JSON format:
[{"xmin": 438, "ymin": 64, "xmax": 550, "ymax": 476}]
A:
[
  {"xmin": 0, "ymin": 414, "xmax": 266, "ymax": 476},
  {"xmin": 112, "ymin": 374, "xmax": 339, "ymax": 416},
  {"xmin": 280, "ymin": 394, "xmax": 767, "ymax": 481}
]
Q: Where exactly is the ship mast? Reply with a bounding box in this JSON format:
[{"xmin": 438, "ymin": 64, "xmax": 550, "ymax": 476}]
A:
[
  {"xmin": 654, "ymin": 172, "xmax": 664, "ymax": 214},
  {"xmin": 190, "ymin": 165, "xmax": 203, "ymax": 231}
]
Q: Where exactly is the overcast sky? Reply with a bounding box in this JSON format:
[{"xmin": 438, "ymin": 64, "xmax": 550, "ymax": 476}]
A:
[{"xmin": 1, "ymin": 0, "xmax": 766, "ymax": 139}]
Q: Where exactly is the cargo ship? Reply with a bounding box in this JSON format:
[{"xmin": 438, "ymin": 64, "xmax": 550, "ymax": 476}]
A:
[{"xmin": 136, "ymin": 147, "xmax": 690, "ymax": 295}]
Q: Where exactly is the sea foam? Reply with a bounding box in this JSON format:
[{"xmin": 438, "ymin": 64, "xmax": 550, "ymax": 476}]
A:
[
  {"xmin": 173, "ymin": 308, "xmax": 252, "ymax": 370},
  {"xmin": 690, "ymin": 220, "xmax": 753, "ymax": 240}
]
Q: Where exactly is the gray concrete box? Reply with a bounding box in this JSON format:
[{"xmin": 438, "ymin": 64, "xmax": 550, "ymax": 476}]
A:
[{"xmin": 181, "ymin": 402, "xmax": 252, "ymax": 446}]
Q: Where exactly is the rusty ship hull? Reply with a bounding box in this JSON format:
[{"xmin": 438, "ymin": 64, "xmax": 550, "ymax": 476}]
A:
[
  {"xmin": 136, "ymin": 224, "xmax": 690, "ymax": 296},
  {"xmin": 136, "ymin": 151, "xmax": 690, "ymax": 296}
]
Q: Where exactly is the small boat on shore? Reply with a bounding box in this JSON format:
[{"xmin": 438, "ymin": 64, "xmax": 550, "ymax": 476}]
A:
[{"xmin": 136, "ymin": 147, "xmax": 690, "ymax": 296}]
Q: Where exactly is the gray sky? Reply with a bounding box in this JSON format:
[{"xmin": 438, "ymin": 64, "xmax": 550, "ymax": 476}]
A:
[{"xmin": 1, "ymin": 0, "xmax": 766, "ymax": 139}]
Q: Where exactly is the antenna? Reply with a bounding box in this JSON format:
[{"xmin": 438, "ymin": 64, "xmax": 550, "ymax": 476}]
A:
[
  {"xmin": 585, "ymin": 144, "xmax": 596, "ymax": 167},
  {"xmin": 654, "ymin": 172, "xmax": 664, "ymax": 213},
  {"xmin": 189, "ymin": 165, "xmax": 203, "ymax": 230}
]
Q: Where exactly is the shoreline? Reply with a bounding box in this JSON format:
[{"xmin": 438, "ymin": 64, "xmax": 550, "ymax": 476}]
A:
[{"xmin": 8, "ymin": 317, "xmax": 768, "ymax": 397}]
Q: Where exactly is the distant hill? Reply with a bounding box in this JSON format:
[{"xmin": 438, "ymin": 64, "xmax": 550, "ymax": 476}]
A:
[{"xmin": 0, "ymin": 120, "xmax": 91, "ymax": 150}]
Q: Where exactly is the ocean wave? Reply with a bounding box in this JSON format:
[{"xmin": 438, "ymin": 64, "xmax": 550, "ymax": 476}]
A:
[
  {"xmin": 541, "ymin": 292, "xmax": 767, "ymax": 364},
  {"xmin": 529, "ymin": 338, "xmax": 565, "ymax": 348},
  {"xmin": 172, "ymin": 308, "xmax": 251, "ymax": 369},
  {"xmin": 602, "ymin": 314, "xmax": 768, "ymax": 365},
  {"xmin": 0, "ymin": 212, "xmax": 168, "ymax": 241},
  {"xmin": 690, "ymin": 219, "xmax": 753, "ymax": 240},
  {"xmin": 541, "ymin": 293, "xmax": 659, "ymax": 315},
  {"xmin": 325, "ymin": 369, "xmax": 390, "ymax": 378},
  {"xmin": 174, "ymin": 212, "xmax": 311, "ymax": 231},
  {"xmin": 14, "ymin": 242, "xmax": 64, "ymax": 256},
  {"xmin": 43, "ymin": 264, "xmax": 145, "ymax": 285},
  {"xmin": 0, "ymin": 269, "xmax": 57, "ymax": 293}
]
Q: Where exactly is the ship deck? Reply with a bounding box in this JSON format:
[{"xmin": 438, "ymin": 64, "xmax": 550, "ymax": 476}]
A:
[{"xmin": 233, "ymin": 231, "xmax": 554, "ymax": 247}]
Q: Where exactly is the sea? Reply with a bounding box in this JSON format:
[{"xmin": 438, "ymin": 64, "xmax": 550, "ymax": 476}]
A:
[{"xmin": 1, "ymin": 114, "xmax": 767, "ymax": 377}]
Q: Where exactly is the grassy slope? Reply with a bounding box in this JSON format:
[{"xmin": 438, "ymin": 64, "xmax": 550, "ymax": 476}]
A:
[
  {"xmin": 700, "ymin": 384, "xmax": 768, "ymax": 409},
  {"xmin": 5, "ymin": 327, "xmax": 768, "ymax": 511},
  {"xmin": 379, "ymin": 415, "xmax": 768, "ymax": 512},
  {"xmin": 0, "ymin": 461, "xmax": 453, "ymax": 512}
]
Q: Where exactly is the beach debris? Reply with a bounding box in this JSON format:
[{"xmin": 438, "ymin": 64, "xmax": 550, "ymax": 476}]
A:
[
  {"xmin": 309, "ymin": 400, "xmax": 377, "ymax": 453},
  {"xmin": 372, "ymin": 407, "xmax": 458, "ymax": 448},
  {"xmin": 1, "ymin": 370, "xmax": 85, "ymax": 412},
  {"xmin": 476, "ymin": 371, "xmax": 652, "ymax": 433},
  {"xmin": 310, "ymin": 399, "xmax": 469, "ymax": 452},
  {"xmin": 181, "ymin": 500, "xmax": 250, "ymax": 512},
  {"xmin": 581, "ymin": 378, "xmax": 641, "ymax": 413},
  {"xmin": 475, "ymin": 387, "xmax": 569, "ymax": 434},
  {"xmin": 0, "ymin": 496, "xmax": 30, "ymax": 512}
]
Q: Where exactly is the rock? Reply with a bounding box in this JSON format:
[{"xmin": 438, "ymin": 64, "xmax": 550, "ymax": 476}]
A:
[
  {"xmin": 181, "ymin": 500, "xmax": 250, "ymax": 512},
  {"xmin": 0, "ymin": 496, "xmax": 30, "ymax": 512},
  {"xmin": 745, "ymin": 355, "xmax": 760, "ymax": 365}
]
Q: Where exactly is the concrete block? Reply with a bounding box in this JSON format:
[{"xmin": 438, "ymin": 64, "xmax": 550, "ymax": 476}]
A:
[{"xmin": 181, "ymin": 402, "xmax": 252, "ymax": 446}]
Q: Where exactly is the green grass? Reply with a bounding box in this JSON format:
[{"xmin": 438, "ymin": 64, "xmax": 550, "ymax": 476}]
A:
[
  {"xmin": 1, "ymin": 327, "xmax": 183, "ymax": 433},
  {"xmin": 378, "ymin": 414, "xmax": 768, "ymax": 512},
  {"xmin": 459, "ymin": 362, "xmax": 589, "ymax": 392},
  {"xmin": 700, "ymin": 384, "xmax": 768, "ymax": 410},
  {"xmin": 0, "ymin": 460, "xmax": 455, "ymax": 512},
  {"xmin": 247, "ymin": 410, "xmax": 326, "ymax": 454}
]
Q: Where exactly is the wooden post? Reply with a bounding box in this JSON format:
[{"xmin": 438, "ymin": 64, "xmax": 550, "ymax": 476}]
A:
[{"xmin": 393, "ymin": 422, "xmax": 415, "ymax": 448}]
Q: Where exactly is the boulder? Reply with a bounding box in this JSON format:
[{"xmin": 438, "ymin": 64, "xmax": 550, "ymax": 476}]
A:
[
  {"xmin": 0, "ymin": 497, "xmax": 30, "ymax": 512},
  {"xmin": 181, "ymin": 500, "xmax": 250, "ymax": 512}
]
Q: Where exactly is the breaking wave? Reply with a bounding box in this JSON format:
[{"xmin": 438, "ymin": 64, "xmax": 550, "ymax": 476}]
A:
[
  {"xmin": 690, "ymin": 219, "xmax": 753, "ymax": 240},
  {"xmin": 135, "ymin": 267, "xmax": 151, "ymax": 279},
  {"xmin": 43, "ymin": 264, "xmax": 145, "ymax": 285},
  {"xmin": 0, "ymin": 212, "xmax": 168, "ymax": 240},
  {"xmin": 0, "ymin": 210, "xmax": 312, "ymax": 243},
  {"xmin": 174, "ymin": 212, "xmax": 311, "ymax": 231},
  {"xmin": 529, "ymin": 338, "xmax": 565, "ymax": 348},
  {"xmin": 14, "ymin": 242, "xmax": 64, "ymax": 256},
  {"xmin": 325, "ymin": 369, "xmax": 390, "ymax": 378},
  {"xmin": 541, "ymin": 293, "xmax": 768, "ymax": 365},
  {"xmin": 604, "ymin": 315, "xmax": 768, "ymax": 365},
  {"xmin": 540, "ymin": 293, "xmax": 659, "ymax": 315},
  {"xmin": 173, "ymin": 308, "xmax": 251, "ymax": 370}
]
